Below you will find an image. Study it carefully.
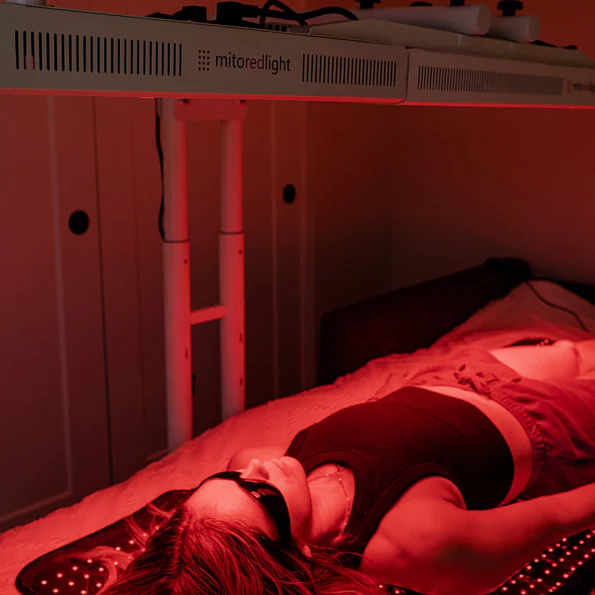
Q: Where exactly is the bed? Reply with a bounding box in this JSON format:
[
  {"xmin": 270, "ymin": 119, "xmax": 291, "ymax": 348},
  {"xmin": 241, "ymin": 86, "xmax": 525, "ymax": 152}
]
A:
[{"xmin": 3, "ymin": 279, "xmax": 595, "ymax": 595}]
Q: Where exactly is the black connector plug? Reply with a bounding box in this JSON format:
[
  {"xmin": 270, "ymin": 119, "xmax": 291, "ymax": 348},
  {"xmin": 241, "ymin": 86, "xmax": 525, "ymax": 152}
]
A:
[
  {"xmin": 217, "ymin": 1, "xmax": 260, "ymax": 25},
  {"xmin": 147, "ymin": 5, "xmax": 208, "ymax": 22}
]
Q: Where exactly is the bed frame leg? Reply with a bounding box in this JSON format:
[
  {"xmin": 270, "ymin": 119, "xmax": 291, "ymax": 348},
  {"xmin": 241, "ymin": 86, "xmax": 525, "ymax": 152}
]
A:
[
  {"xmin": 160, "ymin": 98, "xmax": 248, "ymax": 451},
  {"xmin": 220, "ymin": 118, "xmax": 246, "ymax": 420},
  {"xmin": 160, "ymin": 98, "xmax": 193, "ymax": 452}
]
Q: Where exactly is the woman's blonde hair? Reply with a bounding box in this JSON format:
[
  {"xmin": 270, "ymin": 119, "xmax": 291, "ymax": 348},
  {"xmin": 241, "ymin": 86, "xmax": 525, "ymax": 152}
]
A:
[{"xmin": 91, "ymin": 501, "xmax": 385, "ymax": 595}]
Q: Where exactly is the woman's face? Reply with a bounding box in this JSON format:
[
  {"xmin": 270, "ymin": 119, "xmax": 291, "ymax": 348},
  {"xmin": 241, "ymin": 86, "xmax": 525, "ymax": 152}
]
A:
[{"xmin": 186, "ymin": 457, "xmax": 313, "ymax": 542}]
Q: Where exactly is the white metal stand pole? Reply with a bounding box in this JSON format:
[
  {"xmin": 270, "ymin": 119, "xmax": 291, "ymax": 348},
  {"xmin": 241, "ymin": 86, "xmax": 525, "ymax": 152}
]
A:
[
  {"xmin": 160, "ymin": 98, "xmax": 193, "ymax": 451},
  {"xmin": 220, "ymin": 117, "xmax": 246, "ymax": 420}
]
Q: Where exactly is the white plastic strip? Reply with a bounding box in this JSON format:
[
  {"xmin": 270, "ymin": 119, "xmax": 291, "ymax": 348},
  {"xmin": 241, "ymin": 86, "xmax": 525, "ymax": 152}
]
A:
[
  {"xmin": 488, "ymin": 15, "xmax": 541, "ymax": 43},
  {"xmin": 310, "ymin": 5, "xmax": 492, "ymax": 36},
  {"xmin": 190, "ymin": 305, "xmax": 227, "ymax": 326}
]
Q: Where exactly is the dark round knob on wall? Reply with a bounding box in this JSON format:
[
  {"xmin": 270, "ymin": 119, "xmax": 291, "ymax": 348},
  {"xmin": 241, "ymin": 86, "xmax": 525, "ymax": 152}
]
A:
[
  {"xmin": 497, "ymin": 0, "xmax": 524, "ymax": 16},
  {"xmin": 283, "ymin": 184, "xmax": 297, "ymax": 205},
  {"xmin": 357, "ymin": 0, "xmax": 380, "ymax": 10},
  {"xmin": 69, "ymin": 210, "xmax": 90, "ymax": 235}
]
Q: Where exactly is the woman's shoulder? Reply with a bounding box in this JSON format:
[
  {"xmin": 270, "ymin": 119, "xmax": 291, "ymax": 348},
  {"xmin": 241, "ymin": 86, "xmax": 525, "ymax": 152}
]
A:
[
  {"xmin": 360, "ymin": 477, "xmax": 468, "ymax": 588},
  {"xmin": 367, "ymin": 476, "xmax": 467, "ymax": 559}
]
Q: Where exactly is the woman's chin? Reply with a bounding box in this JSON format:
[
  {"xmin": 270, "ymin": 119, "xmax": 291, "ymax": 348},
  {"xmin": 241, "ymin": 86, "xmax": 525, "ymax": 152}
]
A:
[{"xmin": 280, "ymin": 456, "xmax": 306, "ymax": 477}]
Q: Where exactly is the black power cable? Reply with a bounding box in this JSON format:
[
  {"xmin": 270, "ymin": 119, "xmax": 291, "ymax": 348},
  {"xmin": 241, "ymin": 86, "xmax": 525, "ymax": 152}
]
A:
[
  {"xmin": 260, "ymin": 0, "xmax": 307, "ymax": 26},
  {"xmin": 526, "ymin": 281, "xmax": 588, "ymax": 332},
  {"xmin": 147, "ymin": 3, "xmax": 358, "ymax": 28},
  {"xmin": 298, "ymin": 6, "xmax": 358, "ymax": 22},
  {"xmin": 259, "ymin": 1, "xmax": 358, "ymax": 27},
  {"xmin": 155, "ymin": 99, "xmax": 165, "ymax": 241}
]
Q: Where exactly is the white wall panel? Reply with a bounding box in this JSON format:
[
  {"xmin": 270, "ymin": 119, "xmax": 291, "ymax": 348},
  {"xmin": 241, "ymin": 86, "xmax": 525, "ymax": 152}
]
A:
[{"xmin": 0, "ymin": 95, "xmax": 110, "ymax": 531}]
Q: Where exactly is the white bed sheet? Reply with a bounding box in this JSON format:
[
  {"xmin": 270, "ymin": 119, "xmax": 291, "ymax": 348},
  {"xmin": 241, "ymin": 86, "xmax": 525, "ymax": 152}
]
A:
[{"xmin": 2, "ymin": 281, "xmax": 595, "ymax": 594}]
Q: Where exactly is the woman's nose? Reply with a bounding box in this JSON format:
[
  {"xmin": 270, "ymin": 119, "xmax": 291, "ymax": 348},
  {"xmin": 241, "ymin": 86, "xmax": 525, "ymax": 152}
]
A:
[{"xmin": 242, "ymin": 458, "xmax": 270, "ymax": 480}]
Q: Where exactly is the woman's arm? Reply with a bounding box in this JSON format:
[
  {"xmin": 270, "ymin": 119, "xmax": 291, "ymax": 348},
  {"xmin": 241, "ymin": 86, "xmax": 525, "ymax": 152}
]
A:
[{"xmin": 417, "ymin": 482, "xmax": 595, "ymax": 595}]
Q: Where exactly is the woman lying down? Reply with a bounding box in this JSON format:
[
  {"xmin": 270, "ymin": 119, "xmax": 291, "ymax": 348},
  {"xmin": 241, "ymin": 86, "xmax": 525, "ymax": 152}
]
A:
[{"xmin": 100, "ymin": 340, "xmax": 595, "ymax": 595}]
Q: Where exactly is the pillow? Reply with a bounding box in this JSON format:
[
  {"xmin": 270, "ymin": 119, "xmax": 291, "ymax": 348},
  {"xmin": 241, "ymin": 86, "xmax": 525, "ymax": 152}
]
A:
[
  {"xmin": 539, "ymin": 278, "xmax": 595, "ymax": 305},
  {"xmin": 318, "ymin": 258, "xmax": 531, "ymax": 384}
]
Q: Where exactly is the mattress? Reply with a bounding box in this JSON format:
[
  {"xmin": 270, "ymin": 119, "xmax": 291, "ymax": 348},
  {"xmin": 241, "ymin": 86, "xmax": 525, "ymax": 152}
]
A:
[{"xmin": 2, "ymin": 280, "xmax": 595, "ymax": 594}]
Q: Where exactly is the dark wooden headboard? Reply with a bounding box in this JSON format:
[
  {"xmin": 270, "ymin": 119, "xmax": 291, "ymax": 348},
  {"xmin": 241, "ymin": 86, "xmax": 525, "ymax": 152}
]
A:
[{"xmin": 319, "ymin": 258, "xmax": 595, "ymax": 385}]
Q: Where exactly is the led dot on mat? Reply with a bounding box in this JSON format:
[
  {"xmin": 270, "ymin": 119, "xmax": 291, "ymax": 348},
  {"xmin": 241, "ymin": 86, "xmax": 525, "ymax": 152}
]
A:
[
  {"xmin": 530, "ymin": 586, "xmax": 535, "ymax": 589},
  {"xmin": 114, "ymin": 562, "xmax": 118, "ymax": 566},
  {"xmin": 566, "ymin": 551, "xmax": 571, "ymax": 556},
  {"xmin": 544, "ymin": 570, "xmax": 551, "ymax": 575},
  {"xmin": 552, "ymin": 563, "xmax": 558, "ymax": 567},
  {"xmin": 501, "ymin": 588, "xmax": 508, "ymax": 592},
  {"xmin": 72, "ymin": 566, "xmax": 78, "ymax": 571},
  {"xmin": 519, "ymin": 574, "xmax": 525, "ymax": 579},
  {"xmin": 548, "ymin": 548, "xmax": 554, "ymax": 553},
  {"xmin": 99, "ymin": 568, "xmax": 105, "ymax": 572},
  {"xmin": 511, "ymin": 580, "xmax": 517, "ymax": 585},
  {"xmin": 563, "ymin": 574, "xmax": 569, "ymax": 579},
  {"xmin": 526, "ymin": 565, "xmax": 533, "ymax": 571},
  {"xmin": 69, "ymin": 582, "xmax": 74, "ymax": 587},
  {"xmin": 537, "ymin": 579, "xmax": 543, "ymax": 583},
  {"xmin": 578, "ymin": 561, "xmax": 584, "ymax": 566},
  {"xmin": 562, "ymin": 538, "xmax": 567, "ymax": 542},
  {"xmin": 143, "ymin": 532, "xmax": 148, "ymax": 537},
  {"xmin": 86, "ymin": 559, "xmax": 92, "ymax": 564},
  {"xmin": 81, "ymin": 591, "xmax": 87, "ymax": 595},
  {"xmin": 41, "ymin": 581, "xmax": 48, "ymax": 585},
  {"xmin": 129, "ymin": 540, "xmax": 134, "ymax": 545},
  {"xmin": 521, "ymin": 590, "xmax": 527, "ymax": 594},
  {"xmin": 115, "ymin": 546, "xmax": 121, "ymax": 551},
  {"xmin": 559, "ymin": 557, "xmax": 565, "ymax": 562},
  {"xmin": 53, "ymin": 590, "xmax": 59, "ymax": 594},
  {"xmin": 571, "ymin": 567, "xmax": 576, "ymax": 571},
  {"xmin": 57, "ymin": 573, "xmax": 63, "ymax": 578},
  {"xmin": 96, "ymin": 584, "xmax": 102, "ymax": 588},
  {"xmin": 556, "ymin": 583, "xmax": 562, "ymax": 587},
  {"xmin": 84, "ymin": 574, "xmax": 90, "ymax": 579},
  {"xmin": 585, "ymin": 554, "xmax": 591, "ymax": 559}
]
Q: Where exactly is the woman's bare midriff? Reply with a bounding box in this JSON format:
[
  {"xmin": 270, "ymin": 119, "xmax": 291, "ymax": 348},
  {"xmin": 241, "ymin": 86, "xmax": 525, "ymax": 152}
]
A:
[{"xmin": 421, "ymin": 384, "xmax": 533, "ymax": 505}]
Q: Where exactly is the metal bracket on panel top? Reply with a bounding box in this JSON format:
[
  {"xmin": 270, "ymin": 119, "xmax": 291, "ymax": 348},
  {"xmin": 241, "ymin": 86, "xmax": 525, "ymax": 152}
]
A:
[{"xmin": 174, "ymin": 98, "xmax": 248, "ymax": 122}]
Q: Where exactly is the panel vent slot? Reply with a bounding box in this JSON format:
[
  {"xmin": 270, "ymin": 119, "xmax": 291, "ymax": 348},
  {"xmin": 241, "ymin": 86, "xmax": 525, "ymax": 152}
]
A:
[
  {"xmin": 13, "ymin": 30, "xmax": 183, "ymax": 77},
  {"xmin": 417, "ymin": 66, "xmax": 563, "ymax": 96},
  {"xmin": 264, "ymin": 23, "xmax": 290, "ymax": 32},
  {"xmin": 302, "ymin": 54, "xmax": 398, "ymax": 87}
]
